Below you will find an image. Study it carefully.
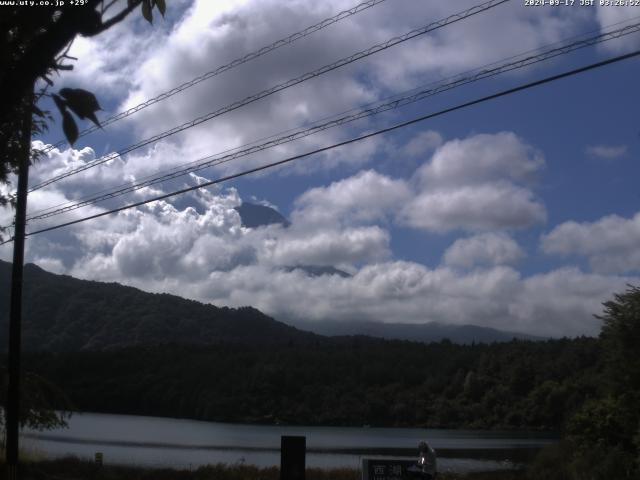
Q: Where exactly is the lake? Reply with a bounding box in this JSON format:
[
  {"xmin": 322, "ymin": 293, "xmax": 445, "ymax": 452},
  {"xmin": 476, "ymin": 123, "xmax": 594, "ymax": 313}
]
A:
[{"xmin": 22, "ymin": 412, "xmax": 556, "ymax": 473}]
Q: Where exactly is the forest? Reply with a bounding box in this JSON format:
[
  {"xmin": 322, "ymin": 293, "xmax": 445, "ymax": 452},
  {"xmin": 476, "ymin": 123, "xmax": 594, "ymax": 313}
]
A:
[
  {"xmin": 0, "ymin": 259, "xmax": 637, "ymax": 478},
  {"xmin": 18, "ymin": 337, "xmax": 600, "ymax": 430}
]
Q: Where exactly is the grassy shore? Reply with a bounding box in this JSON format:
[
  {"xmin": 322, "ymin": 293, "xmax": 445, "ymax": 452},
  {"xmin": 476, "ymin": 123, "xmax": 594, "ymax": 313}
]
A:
[{"xmin": 4, "ymin": 458, "xmax": 526, "ymax": 480}]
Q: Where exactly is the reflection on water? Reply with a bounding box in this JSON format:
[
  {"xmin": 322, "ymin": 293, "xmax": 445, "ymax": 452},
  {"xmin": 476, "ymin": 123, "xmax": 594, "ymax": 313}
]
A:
[{"xmin": 22, "ymin": 412, "xmax": 556, "ymax": 473}]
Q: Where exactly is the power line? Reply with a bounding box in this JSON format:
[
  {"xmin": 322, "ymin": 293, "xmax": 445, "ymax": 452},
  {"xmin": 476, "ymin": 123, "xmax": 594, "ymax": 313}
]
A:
[
  {"xmin": 2, "ymin": 48, "xmax": 635, "ymax": 244},
  {"xmin": 29, "ymin": 0, "xmax": 510, "ymax": 192},
  {"xmin": 24, "ymin": 20, "xmax": 640, "ymax": 222},
  {"xmin": 27, "ymin": 15, "xmax": 640, "ymax": 220},
  {"xmin": 40, "ymin": 0, "xmax": 391, "ymax": 154}
]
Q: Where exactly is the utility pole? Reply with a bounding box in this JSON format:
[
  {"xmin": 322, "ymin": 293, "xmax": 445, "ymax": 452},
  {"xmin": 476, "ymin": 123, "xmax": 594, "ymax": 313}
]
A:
[{"xmin": 5, "ymin": 87, "xmax": 33, "ymax": 480}]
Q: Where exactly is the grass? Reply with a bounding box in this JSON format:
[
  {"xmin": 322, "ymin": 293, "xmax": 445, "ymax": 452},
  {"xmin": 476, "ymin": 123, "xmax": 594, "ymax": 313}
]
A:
[{"xmin": 0, "ymin": 457, "xmax": 527, "ymax": 480}]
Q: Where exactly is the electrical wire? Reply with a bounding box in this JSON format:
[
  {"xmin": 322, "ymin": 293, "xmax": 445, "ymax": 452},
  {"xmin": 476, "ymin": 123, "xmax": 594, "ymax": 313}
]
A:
[
  {"xmin": 39, "ymin": 0, "xmax": 391, "ymax": 154},
  {"xmin": 27, "ymin": 13, "xmax": 640, "ymax": 220},
  {"xmin": 24, "ymin": 20, "xmax": 640, "ymax": 222},
  {"xmin": 29, "ymin": 0, "xmax": 510, "ymax": 192},
  {"xmin": 0, "ymin": 47, "xmax": 634, "ymax": 245}
]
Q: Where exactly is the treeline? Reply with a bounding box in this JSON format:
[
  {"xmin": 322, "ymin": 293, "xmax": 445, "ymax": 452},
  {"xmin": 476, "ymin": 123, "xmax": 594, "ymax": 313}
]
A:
[
  {"xmin": 18, "ymin": 336, "xmax": 600, "ymax": 431},
  {"xmin": 0, "ymin": 260, "xmax": 319, "ymax": 352},
  {"xmin": 527, "ymin": 286, "xmax": 640, "ymax": 480}
]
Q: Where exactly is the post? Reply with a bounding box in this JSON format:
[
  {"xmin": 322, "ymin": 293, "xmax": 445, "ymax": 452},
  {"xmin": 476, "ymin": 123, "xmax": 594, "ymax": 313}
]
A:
[
  {"xmin": 5, "ymin": 88, "xmax": 33, "ymax": 480},
  {"xmin": 280, "ymin": 435, "xmax": 305, "ymax": 480}
]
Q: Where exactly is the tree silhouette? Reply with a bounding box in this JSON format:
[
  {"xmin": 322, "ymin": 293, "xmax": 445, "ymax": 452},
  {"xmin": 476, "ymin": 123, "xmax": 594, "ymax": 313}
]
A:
[{"xmin": 0, "ymin": 0, "xmax": 167, "ymax": 211}]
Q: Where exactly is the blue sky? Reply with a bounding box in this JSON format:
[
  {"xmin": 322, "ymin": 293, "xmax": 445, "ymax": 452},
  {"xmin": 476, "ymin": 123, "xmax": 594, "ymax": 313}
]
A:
[{"xmin": 2, "ymin": 0, "xmax": 640, "ymax": 336}]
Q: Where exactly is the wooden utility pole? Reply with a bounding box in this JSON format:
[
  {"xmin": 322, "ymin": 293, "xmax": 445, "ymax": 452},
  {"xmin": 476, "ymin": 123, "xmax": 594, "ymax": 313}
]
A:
[{"xmin": 5, "ymin": 88, "xmax": 33, "ymax": 480}]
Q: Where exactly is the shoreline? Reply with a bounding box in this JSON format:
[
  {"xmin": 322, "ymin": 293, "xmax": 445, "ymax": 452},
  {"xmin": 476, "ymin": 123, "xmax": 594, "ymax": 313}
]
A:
[
  {"xmin": 22, "ymin": 431, "xmax": 543, "ymax": 461},
  {"xmin": 13, "ymin": 457, "xmax": 527, "ymax": 480}
]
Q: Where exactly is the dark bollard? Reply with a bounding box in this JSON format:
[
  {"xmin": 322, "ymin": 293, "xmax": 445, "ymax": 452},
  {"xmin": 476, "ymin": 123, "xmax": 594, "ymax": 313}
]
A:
[{"xmin": 280, "ymin": 435, "xmax": 306, "ymax": 480}]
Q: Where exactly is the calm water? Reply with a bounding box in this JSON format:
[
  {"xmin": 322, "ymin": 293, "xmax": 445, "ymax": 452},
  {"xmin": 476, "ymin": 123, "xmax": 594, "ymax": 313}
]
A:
[{"xmin": 22, "ymin": 412, "xmax": 556, "ymax": 473}]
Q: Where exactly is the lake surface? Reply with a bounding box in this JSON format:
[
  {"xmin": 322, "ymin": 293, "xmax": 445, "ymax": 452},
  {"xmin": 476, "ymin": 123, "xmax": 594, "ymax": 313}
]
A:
[{"xmin": 22, "ymin": 412, "xmax": 556, "ymax": 473}]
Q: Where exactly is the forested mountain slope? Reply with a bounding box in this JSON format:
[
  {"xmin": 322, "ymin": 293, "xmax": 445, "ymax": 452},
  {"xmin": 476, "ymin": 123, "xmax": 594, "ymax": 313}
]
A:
[{"xmin": 0, "ymin": 260, "xmax": 318, "ymax": 351}]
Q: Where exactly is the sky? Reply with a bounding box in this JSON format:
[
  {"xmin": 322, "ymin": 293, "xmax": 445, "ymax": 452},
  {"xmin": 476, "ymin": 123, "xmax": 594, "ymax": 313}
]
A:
[{"xmin": 2, "ymin": 0, "xmax": 640, "ymax": 337}]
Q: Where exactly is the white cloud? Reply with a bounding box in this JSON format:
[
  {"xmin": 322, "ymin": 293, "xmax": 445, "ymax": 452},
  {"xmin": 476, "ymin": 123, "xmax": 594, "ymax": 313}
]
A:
[
  {"xmin": 290, "ymin": 132, "xmax": 547, "ymax": 235},
  {"xmin": 31, "ymin": 257, "xmax": 66, "ymax": 275},
  {"xmin": 401, "ymin": 182, "xmax": 546, "ymax": 233},
  {"xmin": 367, "ymin": 1, "xmax": 587, "ymax": 90},
  {"xmin": 399, "ymin": 132, "xmax": 546, "ymax": 233},
  {"xmin": 292, "ymin": 170, "xmax": 411, "ymax": 227},
  {"xmin": 512, "ymin": 268, "xmax": 635, "ymax": 337},
  {"xmin": 3, "ymin": 172, "xmax": 635, "ymax": 338},
  {"xmin": 258, "ymin": 226, "xmax": 390, "ymax": 267},
  {"xmin": 596, "ymin": 5, "xmax": 640, "ymax": 52},
  {"xmin": 50, "ymin": 0, "xmax": 595, "ymax": 187},
  {"xmin": 416, "ymin": 132, "xmax": 544, "ymax": 188},
  {"xmin": 585, "ymin": 144, "xmax": 628, "ymax": 160},
  {"xmin": 403, "ymin": 130, "xmax": 443, "ymax": 157},
  {"xmin": 0, "ymin": 2, "xmax": 635, "ymax": 341},
  {"xmin": 541, "ymin": 212, "xmax": 640, "ymax": 274},
  {"xmin": 144, "ymin": 261, "xmax": 636, "ymax": 338},
  {"xmin": 64, "ymin": 10, "xmax": 162, "ymax": 100},
  {"xmin": 443, "ymin": 232, "xmax": 525, "ymax": 268}
]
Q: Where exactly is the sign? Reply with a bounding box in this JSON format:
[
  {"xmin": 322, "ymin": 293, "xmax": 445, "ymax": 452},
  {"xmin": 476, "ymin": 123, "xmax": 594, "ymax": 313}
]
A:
[{"xmin": 362, "ymin": 459, "xmax": 426, "ymax": 480}]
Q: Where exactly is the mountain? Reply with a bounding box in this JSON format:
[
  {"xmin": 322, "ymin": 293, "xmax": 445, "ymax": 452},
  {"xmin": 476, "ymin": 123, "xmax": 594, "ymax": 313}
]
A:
[
  {"xmin": 0, "ymin": 260, "xmax": 318, "ymax": 352},
  {"xmin": 0, "ymin": 260, "xmax": 543, "ymax": 352},
  {"xmin": 283, "ymin": 265, "xmax": 351, "ymax": 278},
  {"xmin": 234, "ymin": 202, "xmax": 290, "ymax": 228},
  {"xmin": 294, "ymin": 319, "xmax": 544, "ymax": 344},
  {"xmin": 234, "ymin": 203, "xmax": 350, "ymax": 278}
]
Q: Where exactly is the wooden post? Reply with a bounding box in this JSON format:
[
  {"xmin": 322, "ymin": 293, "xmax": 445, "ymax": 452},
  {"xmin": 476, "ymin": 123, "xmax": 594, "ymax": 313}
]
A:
[
  {"xmin": 280, "ymin": 435, "xmax": 305, "ymax": 480},
  {"xmin": 5, "ymin": 88, "xmax": 33, "ymax": 480}
]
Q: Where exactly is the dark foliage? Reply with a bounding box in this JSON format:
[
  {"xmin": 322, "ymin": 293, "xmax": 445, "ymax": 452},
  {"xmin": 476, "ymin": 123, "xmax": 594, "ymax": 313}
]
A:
[
  {"xmin": 528, "ymin": 285, "xmax": 640, "ymax": 480},
  {"xmin": 0, "ymin": 261, "xmax": 319, "ymax": 351},
  {"xmin": 12, "ymin": 336, "xmax": 600, "ymax": 431},
  {"xmin": 0, "ymin": 259, "xmax": 603, "ymax": 431},
  {"xmin": 0, "ymin": 0, "xmax": 166, "ymax": 213}
]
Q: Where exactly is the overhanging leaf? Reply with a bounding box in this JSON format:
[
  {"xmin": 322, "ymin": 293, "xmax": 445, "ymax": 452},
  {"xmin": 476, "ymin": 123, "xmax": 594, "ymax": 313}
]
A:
[
  {"xmin": 142, "ymin": 0, "xmax": 153, "ymax": 23},
  {"xmin": 76, "ymin": 8, "xmax": 102, "ymax": 36},
  {"xmin": 52, "ymin": 94, "xmax": 66, "ymax": 115},
  {"xmin": 59, "ymin": 88, "xmax": 101, "ymax": 128},
  {"xmin": 62, "ymin": 111, "xmax": 78, "ymax": 146},
  {"xmin": 155, "ymin": 0, "xmax": 166, "ymax": 17}
]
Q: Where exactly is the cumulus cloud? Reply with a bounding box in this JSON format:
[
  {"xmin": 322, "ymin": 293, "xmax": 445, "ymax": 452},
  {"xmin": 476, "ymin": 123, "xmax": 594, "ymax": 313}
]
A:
[
  {"xmin": 53, "ymin": 0, "xmax": 595, "ymax": 185},
  {"xmin": 3, "ymin": 164, "xmax": 635, "ymax": 338},
  {"xmin": 109, "ymin": 260, "xmax": 634, "ymax": 338},
  {"xmin": 258, "ymin": 226, "xmax": 390, "ymax": 267},
  {"xmin": 401, "ymin": 182, "xmax": 546, "ymax": 233},
  {"xmin": 443, "ymin": 232, "xmax": 525, "ymax": 268},
  {"xmin": 512, "ymin": 268, "xmax": 635, "ymax": 337},
  {"xmin": 367, "ymin": 0, "xmax": 586, "ymax": 90},
  {"xmin": 6, "ymin": 0, "xmax": 628, "ymax": 340},
  {"xmin": 292, "ymin": 170, "xmax": 411, "ymax": 227},
  {"xmin": 585, "ymin": 144, "xmax": 628, "ymax": 160},
  {"xmin": 541, "ymin": 212, "xmax": 640, "ymax": 274},
  {"xmin": 401, "ymin": 132, "xmax": 546, "ymax": 233},
  {"xmin": 403, "ymin": 130, "xmax": 443, "ymax": 157},
  {"xmin": 290, "ymin": 132, "xmax": 547, "ymax": 234},
  {"xmin": 105, "ymin": 0, "xmax": 385, "ymax": 174},
  {"xmin": 416, "ymin": 132, "xmax": 544, "ymax": 187}
]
